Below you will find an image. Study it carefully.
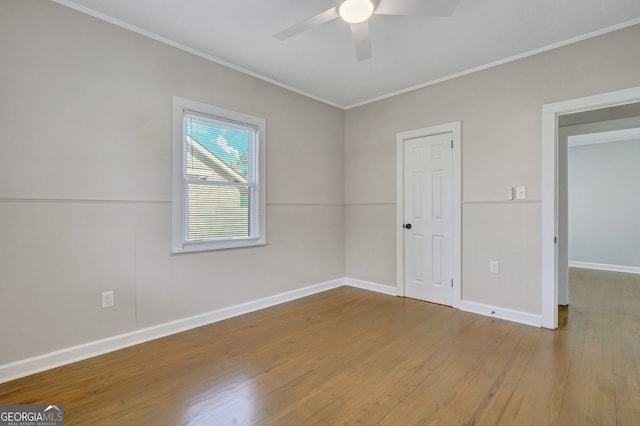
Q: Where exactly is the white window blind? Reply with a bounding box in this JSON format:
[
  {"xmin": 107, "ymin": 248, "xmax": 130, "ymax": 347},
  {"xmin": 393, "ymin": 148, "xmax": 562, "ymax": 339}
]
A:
[{"xmin": 172, "ymin": 97, "xmax": 266, "ymax": 253}]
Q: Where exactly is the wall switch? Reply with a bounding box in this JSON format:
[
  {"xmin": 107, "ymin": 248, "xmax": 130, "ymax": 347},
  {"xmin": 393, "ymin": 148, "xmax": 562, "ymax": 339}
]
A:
[
  {"xmin": 516, "ymin": 186, "xmax": 527, "ymax": 200},
  {"xmin": 489, "ymin": 261, "xmax": 500, "ymax": 274},
  {"xmin": 101, "ymin": 291, "xmax": 114, "ymax": 309},
  {"xmin": 506, "ymin": 187, "xmax": 514, "ymax": 200}
]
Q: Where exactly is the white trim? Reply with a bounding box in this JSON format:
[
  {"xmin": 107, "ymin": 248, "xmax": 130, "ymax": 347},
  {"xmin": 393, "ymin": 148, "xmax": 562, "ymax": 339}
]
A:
[
  {"xmin": 569, "ymin": 261, "xmax": 640, "ymax": 275},
  {"xmin": 396, "ymin": 138, "xmax": 405, "ymax": 296},
  {"xmin": 541, "ymin": 86, "xmax": 640, "ymax": 329},
  {"xmin": 395, "ymin": 122, "xmax": 462, "ymax": 307},
  {"xmin": 50, "ymin": 0, "xmax": 343, "ymax": 109},
  {"xmin": 346, "ymin": 278, "xmax": 398, "ymax": 296},
  {"xmin": 171, "ymin": 96, "xmax": 267, "ymax": 253},
  {"xmin": 451, "ymin": 124, "xmax": 462, "ymax": 309},
  {"xmin": 345, "ymin": 18, "xmax": 640, "ymax": 109},
  {"xmin": 0, "ymin": 273, "xmax": 559, "ymax": 384},
  {"xmin": 457, "ymin": 300, "xmax": 543, "ymax": 328},
  {"xmin": 51, "ymin": 1, "xmax": 640, "ymax": 110},
  {"xmin": 0, "ymin": 278, "xmax": 345, "ymax": 384}
]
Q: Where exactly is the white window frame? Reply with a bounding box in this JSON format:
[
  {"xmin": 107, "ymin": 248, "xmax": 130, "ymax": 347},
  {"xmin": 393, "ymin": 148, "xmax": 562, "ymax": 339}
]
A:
[{"xmin": 171, "ymin": 96, "xmax": 266, "ymax": 253}]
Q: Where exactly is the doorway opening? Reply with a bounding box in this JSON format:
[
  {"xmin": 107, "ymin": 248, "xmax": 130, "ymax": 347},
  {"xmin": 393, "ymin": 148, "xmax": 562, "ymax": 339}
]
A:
[
  {"xmin": 541, "ymin": 86, "xmax": 640, "ymax": 329},
  {"xmin": 559, "ymin": 111, "xmax": 640, "ymax": 307}
]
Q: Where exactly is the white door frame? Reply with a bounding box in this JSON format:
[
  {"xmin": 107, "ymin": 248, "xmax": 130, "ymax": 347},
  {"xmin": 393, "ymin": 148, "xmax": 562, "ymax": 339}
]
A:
[
  {"xmin": 396, "ymin": 121, "xmax": 462, "ymax": 307},
  {"xmin": 541, "ymin": 86, "xmax": 640, "ymax": 329}
]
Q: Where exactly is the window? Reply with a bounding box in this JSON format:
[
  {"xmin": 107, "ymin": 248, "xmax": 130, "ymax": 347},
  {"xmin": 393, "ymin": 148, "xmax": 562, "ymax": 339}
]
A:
[{"xmin": 171, "ymin": 97, "xmax": 266, "ymax": 253}]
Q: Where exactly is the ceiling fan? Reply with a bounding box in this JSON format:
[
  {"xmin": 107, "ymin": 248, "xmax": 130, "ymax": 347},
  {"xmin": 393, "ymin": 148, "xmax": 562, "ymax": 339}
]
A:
[{"xmin": 273, "ymin": 0, "xmax": 460, "ymax": 61}]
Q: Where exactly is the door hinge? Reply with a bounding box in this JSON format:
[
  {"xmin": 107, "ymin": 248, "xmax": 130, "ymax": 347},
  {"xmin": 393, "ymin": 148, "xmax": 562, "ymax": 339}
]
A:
[
  {"xmin": 451, "ymin": 278, "xmax": 453, "ymax": 288},
  {"xmin": 554, "ymin": 236, "xmax": 557, "ymax": 243},
  {"xmin": 451, "ymin": 140, "xmax": 453, "ymax": 149}
]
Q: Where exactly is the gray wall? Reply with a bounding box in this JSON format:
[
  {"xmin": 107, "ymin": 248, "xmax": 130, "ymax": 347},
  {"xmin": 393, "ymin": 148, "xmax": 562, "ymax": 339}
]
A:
[
  {"xmin": 2, "ymin": 0, "xmax": 640, "ymax": 368},
  {"xmin": 0, "ymin": 1, "xmax": 345, "ymax": 365},
  {"xmin": 568, "ymin": 139, "xmax": 640, "ymax": 267},
  {"xmin": 344, "ymin": 24, "xmax": 640, "ymax": 314}
]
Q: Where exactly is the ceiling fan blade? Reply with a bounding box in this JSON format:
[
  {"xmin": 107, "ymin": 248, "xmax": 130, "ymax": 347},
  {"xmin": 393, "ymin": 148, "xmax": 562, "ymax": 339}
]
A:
[
  {"xmin": 273, "ymin": 7, "xmax": 339, "ymax": 40},
  {"xmin": 374, "ymin": 0, "xmax": 459, "ymax": 17},
  {"xmin": 350, "ymin": 21, "xmax": 372, "ymax": 61}
]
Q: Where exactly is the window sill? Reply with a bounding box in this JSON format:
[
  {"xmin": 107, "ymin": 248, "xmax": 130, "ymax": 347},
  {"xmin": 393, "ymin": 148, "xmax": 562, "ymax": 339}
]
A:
[{"xmin": 171, "ymin": 238, "xmax": 267, "ymax": 254}]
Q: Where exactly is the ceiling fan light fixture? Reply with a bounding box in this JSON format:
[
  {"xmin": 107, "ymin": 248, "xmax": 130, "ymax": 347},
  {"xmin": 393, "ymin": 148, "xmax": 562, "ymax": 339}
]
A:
[{"xmin": 338, "ymin": 0, "xmax": 374, "ymax": 24}]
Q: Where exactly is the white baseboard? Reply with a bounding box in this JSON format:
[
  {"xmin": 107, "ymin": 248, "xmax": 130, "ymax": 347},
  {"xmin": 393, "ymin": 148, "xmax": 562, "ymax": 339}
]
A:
[
  {"xmin": 0, "ymin": 276, "xmax": 545, "ymax": 384},
  {"xmin": 569, "ymin": 261, "xmax": 640, "ymax": 275},
  {"xmin": 345, "ymin": 279, "xmax": 541, "ymax": 327},
  {"xmin": 457, "ymin": 300, "xmax": 543, "ymax": 328},
  {"xmin": 345, "ymin": 278, "xmax": 398, "ymax": 296},
  {"xmin": 0, "ymin": 278, "xmax": 346, "ymax": 384}
]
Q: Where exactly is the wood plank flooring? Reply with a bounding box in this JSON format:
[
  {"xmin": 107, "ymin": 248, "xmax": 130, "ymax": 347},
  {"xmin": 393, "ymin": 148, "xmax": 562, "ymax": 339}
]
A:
[{"xmin": 1, "ymin": 268, "xmax": 639, "ymax": 425}]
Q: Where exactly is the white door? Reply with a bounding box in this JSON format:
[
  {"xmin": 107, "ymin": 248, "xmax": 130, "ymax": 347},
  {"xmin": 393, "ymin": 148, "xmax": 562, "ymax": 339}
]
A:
[{"xmin": 403, "ymin": 132, "xmax": 454, "ymax": 306}]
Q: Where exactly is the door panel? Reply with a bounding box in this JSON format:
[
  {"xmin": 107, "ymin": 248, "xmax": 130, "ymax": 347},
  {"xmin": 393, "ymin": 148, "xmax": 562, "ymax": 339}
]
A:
[{"xmin": 404, "ymin": 132, "xmax": 453, "ymax": 306}]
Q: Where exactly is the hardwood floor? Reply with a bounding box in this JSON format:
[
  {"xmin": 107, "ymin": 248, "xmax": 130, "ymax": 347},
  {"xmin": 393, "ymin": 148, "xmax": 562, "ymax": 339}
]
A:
[{"xmin": 1, "ymin": 269, "xmax": 639, "ymax": 425}]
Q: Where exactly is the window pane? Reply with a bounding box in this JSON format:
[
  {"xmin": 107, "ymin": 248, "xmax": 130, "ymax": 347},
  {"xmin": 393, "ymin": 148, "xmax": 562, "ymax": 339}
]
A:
[
  {"xmin": 172, "ymin": 97, "xmax": 265, "ymax": 252},
  {"xmin": 185, "ymin": 114, "xmax": 250, "ymax": 183},
  {"xmin": 187, "ymin": 183, "xmax": 250, "ymax": 241}
]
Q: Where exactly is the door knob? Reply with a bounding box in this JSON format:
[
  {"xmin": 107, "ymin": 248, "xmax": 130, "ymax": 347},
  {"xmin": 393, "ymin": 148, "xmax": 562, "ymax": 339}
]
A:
[{"xmin": 404, "ymin": 223, "xmax": 412, "ymax": 229}]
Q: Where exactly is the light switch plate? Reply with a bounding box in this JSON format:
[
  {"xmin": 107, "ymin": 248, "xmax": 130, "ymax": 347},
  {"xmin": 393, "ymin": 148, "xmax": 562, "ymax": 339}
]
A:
[
  {"xmin": 516, "ymin": 186, "xmax": 527, "ymax": 200},
  {"xmin": 489, "ymin": 260, "xmax": 500, "ymax": 274},
  {"xmin": 506, "ymin": 187, "xmax": 514, "ymax": 200}
]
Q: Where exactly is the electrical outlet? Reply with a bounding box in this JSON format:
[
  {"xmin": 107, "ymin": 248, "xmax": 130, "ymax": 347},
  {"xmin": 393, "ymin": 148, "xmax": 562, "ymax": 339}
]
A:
[
  {"xmin": 489, "ymin": 261, "xmax": 500, "ymax": 274},
  {"xmin": 101, "ymin": 291, "xmax": 114, "ymax": 309},
  {"xmin": 516, "ymin": 186, "xmax": 527, "ymax": 200}
]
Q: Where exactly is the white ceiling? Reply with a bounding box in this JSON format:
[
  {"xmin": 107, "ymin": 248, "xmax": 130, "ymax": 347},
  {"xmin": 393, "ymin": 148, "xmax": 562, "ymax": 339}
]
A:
[{"xmin": 54, "ymin": 0, "xmax": 640, "ymax": 109}]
